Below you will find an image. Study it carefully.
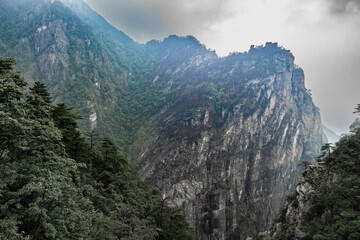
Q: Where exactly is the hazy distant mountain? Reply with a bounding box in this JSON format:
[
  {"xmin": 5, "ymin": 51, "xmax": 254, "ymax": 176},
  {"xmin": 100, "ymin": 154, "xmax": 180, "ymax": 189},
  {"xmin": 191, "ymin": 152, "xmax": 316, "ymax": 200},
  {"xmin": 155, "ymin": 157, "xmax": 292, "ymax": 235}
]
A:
[
  {"xmin": 322, "ymin": 125, "xmax": 340, "ymax": 144},
  {"xmin": 0, "ymin": 0, "xmax": 325, "ymax": 238}
]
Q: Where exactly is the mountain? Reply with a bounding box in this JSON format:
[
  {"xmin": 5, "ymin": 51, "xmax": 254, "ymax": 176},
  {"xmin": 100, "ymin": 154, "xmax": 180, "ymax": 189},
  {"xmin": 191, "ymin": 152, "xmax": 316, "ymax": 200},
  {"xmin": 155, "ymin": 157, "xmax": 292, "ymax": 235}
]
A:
[
  {"xmin": 0, "ymin": 0, "xmax": 325, "ymax": 239},
  {"xmin": 256, "ymin": 119, "xmax": 360, "ymax": 240},
  {"xmin": 135, "ymin": 41, "xmax": 325, "ymax": 239},
  {"xmin": 322, "ymin": 125, "xmax": 340, "ymax": 144},
  {"xmin": 0, "ymin": 0, "xmax": 159, "ymax": 151}
]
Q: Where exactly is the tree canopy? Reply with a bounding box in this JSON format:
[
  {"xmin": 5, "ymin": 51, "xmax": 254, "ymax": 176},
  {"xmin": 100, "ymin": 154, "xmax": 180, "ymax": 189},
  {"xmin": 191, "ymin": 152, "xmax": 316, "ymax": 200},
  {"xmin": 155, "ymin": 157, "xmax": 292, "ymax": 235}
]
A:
[{"xmin": 0, "ymin": 57, "xmax": 194, "ymax": 239}]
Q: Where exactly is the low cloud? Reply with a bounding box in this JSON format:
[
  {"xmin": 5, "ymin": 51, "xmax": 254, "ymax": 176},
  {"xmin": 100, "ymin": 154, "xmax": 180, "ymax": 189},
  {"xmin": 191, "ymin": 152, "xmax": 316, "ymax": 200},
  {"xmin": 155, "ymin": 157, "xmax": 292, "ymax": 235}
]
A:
[
  {"xmin": 84, "ymin": 0, "xmax": 173, "ymax": 42},
  {"xmin": 84, "ymin": 0, "xmax": 236, "ymax": 42},
  {"xmin": 329, "ymin": 0, "xmax": 360, "ymax": 15},
  {"xmin": 131, "ymin": 0, "xmax": 236, "ymax": 36}
]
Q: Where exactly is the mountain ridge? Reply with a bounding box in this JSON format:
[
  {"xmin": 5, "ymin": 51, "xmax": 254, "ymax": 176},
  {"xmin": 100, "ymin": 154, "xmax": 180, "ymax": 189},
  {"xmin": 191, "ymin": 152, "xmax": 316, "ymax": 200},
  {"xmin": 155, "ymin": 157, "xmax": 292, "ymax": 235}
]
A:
[
  {"xmin": 0, "ymin": 0, "xmax": 325, "ymax": 238},
  {"xmin": 135, "ymin": 41, "xmax": 324, "ymax": 239}
]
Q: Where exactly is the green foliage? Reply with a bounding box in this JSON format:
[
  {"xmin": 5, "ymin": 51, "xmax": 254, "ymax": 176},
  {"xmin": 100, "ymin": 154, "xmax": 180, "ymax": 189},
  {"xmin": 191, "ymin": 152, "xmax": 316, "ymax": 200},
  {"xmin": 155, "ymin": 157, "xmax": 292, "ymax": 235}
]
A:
[
  {"xmin": 266, "ymin": 109, "xmax": 360, "ymax": 240},
  {"xmin": 29, "ymin": 82, "xmax": 51, "ymax": 104},
  {"xmin": 0, "ymin": 0, "xmax": 170, "ymax": 155},
  {"xmin": 0, "ymin": 229, "xmax": 31, "ymax": 240},
  {"xmin": 88, "ymin": 137, "xmax": 194, "ymax": 239},
  {"xmin": 0, "ymin": 57, "xmax": 92, "ymax": 239},
  {"xmin": 154, "ymin": 203, "xmax": 194, "ymax": 240},
  {"xmin": 0, "ymin": 57, "xmax": 193, "ymax": 239},
  {"xmin": 51, "ymin": 103, "xmax": 88, "ymax": 162}
]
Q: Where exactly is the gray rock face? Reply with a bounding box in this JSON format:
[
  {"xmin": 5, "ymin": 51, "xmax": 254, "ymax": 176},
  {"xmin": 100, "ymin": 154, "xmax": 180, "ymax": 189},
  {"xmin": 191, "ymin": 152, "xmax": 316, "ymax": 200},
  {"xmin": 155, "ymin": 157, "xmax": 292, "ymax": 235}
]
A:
[
  {"xmin": 136, "ymin": 43, "xmax": 325, "ymax": 239},
  {"xmin": 263, "ymin": 161, "xmax": 327, "ymax": 240}
]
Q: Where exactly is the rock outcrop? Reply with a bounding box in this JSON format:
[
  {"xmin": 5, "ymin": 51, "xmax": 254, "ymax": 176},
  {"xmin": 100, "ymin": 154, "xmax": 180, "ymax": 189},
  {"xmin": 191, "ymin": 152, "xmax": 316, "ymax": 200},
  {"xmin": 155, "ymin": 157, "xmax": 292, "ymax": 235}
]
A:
[
  {"xmin": 135, "ymin": 42, "xmax": 325, "ymax": 239},
  {"xmin": 256, "ymin": 121, "xmax": 360, "ymax": 240}
]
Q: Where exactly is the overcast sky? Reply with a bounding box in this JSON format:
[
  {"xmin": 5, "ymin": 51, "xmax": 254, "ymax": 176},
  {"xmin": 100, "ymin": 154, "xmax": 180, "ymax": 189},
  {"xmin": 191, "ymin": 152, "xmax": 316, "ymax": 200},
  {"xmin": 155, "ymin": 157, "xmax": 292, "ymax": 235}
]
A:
[{"xmin": 84, "ymin": 0, "xmax": 360, "ymax": 135}]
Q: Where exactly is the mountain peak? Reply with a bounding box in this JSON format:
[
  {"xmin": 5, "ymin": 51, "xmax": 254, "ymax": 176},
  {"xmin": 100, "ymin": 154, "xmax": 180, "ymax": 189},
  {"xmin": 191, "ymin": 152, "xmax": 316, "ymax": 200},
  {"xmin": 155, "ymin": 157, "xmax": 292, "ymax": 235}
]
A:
[
  {"xmin": 162, "ymin": 35, "xmax": 206, "ymax": 49},
  {"xmin": 248, "ymin": 42, "xmax": 292, "ymax": 55}
]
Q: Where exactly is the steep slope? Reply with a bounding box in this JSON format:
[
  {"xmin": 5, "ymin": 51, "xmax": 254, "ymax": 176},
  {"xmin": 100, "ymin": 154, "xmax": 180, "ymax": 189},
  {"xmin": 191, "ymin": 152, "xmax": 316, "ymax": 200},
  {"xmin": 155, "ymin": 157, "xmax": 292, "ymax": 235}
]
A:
[
  {"xmin": 0, "ymin": 0, "xmax": 164, "ymax": 152},
  {"xmin": 134, "ymin": 42, "xmax": 325, "ymax": 239},
  {"xmin": 259, "ymin": 118, "xmax": 360, "ymax": 240}
]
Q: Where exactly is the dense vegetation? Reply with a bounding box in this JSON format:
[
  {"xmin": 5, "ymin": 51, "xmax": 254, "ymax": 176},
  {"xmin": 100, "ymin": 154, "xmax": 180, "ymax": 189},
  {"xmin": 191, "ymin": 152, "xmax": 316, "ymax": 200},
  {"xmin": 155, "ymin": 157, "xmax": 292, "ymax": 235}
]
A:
[
  {"xmin": 0, "ymin": 57, "xmax": 193, "ymax": 239},
  {"xmin": 254, "ymin": 108, "xmax": 360, "ymax": 240},
  {"xmin": 0, "ymin": 0, "xmax": 168, "ymax": 155}
]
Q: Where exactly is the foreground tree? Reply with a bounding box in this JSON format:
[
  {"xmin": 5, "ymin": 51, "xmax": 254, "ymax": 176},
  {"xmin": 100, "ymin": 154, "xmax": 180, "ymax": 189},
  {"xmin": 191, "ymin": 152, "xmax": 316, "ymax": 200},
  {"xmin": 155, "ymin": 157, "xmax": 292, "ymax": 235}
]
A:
[
  {"xmin": 51, "ymin": 103, "xmax": 88, "ymax": 162},
  {"xmin": 0, "ymin": 57, "xmax": 194, "ymax": 239},
  {"xmin": 0, "ymin": 57, "xmax": 92, "ymax": 239}
]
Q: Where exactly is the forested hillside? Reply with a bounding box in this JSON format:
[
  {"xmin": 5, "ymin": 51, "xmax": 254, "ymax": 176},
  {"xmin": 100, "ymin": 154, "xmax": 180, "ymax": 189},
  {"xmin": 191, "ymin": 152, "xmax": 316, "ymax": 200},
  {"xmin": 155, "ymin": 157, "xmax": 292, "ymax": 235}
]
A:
[
  {"xmin": 254, "ymin": 107, "xmax": 360, "ymax": 240},
  {"xmin": 0, "ymin": 0, "xmax": 166, "ymax": 152},
  {"xmin": 0, "ymin": 57, "xmax": 193, "ymax": 239}
]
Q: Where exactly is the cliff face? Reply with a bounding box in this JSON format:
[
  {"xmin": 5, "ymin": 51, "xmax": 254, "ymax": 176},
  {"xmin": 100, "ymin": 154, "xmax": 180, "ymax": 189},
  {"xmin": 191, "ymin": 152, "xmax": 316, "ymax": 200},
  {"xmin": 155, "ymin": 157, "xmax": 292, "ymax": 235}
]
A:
[
  {"xmin": 136, "ymin": 42, "xmax": 324, "ymax": 239},
  {"xmin": 260, "ymin": 120, "xmax": 360, "ymax": 240}
]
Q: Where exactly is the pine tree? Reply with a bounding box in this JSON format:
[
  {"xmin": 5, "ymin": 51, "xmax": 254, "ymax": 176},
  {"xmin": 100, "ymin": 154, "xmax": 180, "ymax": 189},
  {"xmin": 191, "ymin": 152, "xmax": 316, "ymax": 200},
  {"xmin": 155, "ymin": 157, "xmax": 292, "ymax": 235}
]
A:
[
  {"xmin": 29, "ymin": 81, "xmax": 51, "ymax": 104},
  {"xmin": 51, "ymin": 103, "xmax": 88, "ymax": 162},
  {"xmin": 0, "ymin": 57, "xmax": 92, "ymax": 239},
  {"xmin": 27, "ymin": 81, "xmax": 52, "ymax": 119},
  {"xmin": 85, "ymin": 129, "xmax": 100, "ymax": 150},
  {"xmin": 1, "ymin": 57, "xmax": 194, "ymax": 240}
]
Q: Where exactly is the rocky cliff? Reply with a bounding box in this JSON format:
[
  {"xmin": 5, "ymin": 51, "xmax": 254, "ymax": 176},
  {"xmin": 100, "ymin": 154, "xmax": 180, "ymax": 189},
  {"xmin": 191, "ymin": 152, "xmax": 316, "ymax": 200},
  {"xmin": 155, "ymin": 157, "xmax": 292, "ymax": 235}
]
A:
[
  {"xmin": 256, "ymin": 118, "xmax": 360, "ymax": 240},
  {"xmin": 135, "ymin": 42, "xmax": 325, "ymax": 239},
  {"xmin": 0, "ymin": 1, "xmax": 325, "ymax": 239}
]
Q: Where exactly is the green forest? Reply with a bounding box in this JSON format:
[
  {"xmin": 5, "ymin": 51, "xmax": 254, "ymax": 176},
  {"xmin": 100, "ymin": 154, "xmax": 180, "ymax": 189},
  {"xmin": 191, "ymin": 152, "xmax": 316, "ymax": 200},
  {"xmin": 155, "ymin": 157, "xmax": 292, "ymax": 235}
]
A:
[{"xmin": 0, "ymin": 57, "xmax": 194, "ymax": 239}]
